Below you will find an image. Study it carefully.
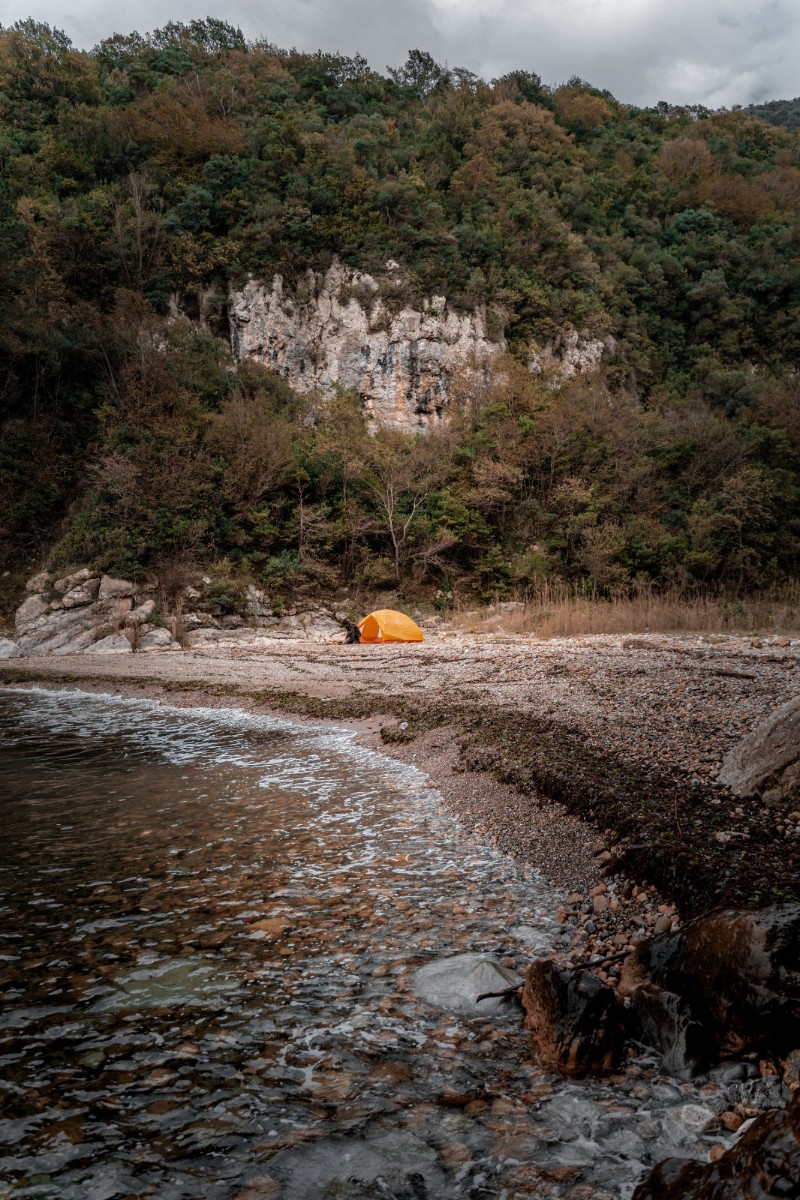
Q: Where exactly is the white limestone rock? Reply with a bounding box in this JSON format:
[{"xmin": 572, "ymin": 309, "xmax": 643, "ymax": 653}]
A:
[
  {"xmin": 230, "ymin": 261, "xmax": 503, "ymax": 431},
  {"xmin": 61, "ymin": 578, "xmax": 101, "ymax": 608},
  {"xmin": 52, "ymin": 631, "xmax": 98, "ymax": 655},
  {"xmin": 53, "ymin": 568, "xmax": 95, "ymax": 594},
  {"xmin": 412, "ymin": 953, "xmax": 521, "ymax": 1014},
  {"xmin": 124, "ymin": 599, "xmax": 156, "ymax": 625},
  {"xmin": 529, "ymin": 328, "xmax": 613, "ymax": 379},
  {"xmin": 138, "ymin": 628, "xmax": 176, "ymax": 651},
  {"xmin": 15, "ymin": 594, "xmax": 51, "ymax": 634},
  {"xmin": 98, "ymin": 575, "xmax": 135, "ymax": 601},
  {"xmin": 718, "ymin": 694, "xmax": 800, "ymax": 802},
  {"xmin": 85, "ymin": 633, "xmax": 133, "ymax": 654}
]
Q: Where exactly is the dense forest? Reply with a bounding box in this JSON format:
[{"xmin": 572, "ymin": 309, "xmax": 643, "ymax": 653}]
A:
[{"xmin": 1, "ymin": 17, "xmax": 799, "ymax": 615}]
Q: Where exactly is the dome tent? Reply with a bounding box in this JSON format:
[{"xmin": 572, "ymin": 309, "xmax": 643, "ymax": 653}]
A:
[{"xmin": 357, "ymin": 609, "xmax": 424, "ymax": 643}]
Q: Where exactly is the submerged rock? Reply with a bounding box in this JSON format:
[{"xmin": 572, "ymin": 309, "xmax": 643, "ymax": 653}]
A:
[
  {"xmin": 718, "ymin": 693, "xmax": 800, "ymax": 804},
  {"xmin": 632, "ymin": 1090, "xmax": 800, "ymax": 1199},
  {"xmin": 412, "ymin": 953, "xmax": 521, "ymax": 1014},
  {"xmin": 522, "ymin": 957, "xmax": 624, "ymax": 1077},
  {"xmin": 620, "ymin": 904, "xmax": 800, "ymax": 1065}
]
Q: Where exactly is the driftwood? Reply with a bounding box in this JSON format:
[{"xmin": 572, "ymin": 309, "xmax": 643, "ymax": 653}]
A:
[{"xmin": 475, "ymin": 950, "xmax": 632, "ymax": 1004}]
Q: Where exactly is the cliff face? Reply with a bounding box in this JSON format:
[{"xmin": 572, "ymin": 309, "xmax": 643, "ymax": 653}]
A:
[
  {"xmin": 229, "ymin": 261, "xmax": 610, "ymax": 430},
  {"xmin": 229, "ymin": 261, "xmax": 502, "ymax": 431}
]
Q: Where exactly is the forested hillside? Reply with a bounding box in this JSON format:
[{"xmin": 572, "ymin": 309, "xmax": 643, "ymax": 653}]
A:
[{"xmin": 1, "ymin": 18, "xmax": 799, "ymax": 614}]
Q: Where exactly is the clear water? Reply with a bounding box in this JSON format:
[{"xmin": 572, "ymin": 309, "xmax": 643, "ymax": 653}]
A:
[{"xmin": 0, "ymin": 688, "xmax": 734, "ymax": 1200}]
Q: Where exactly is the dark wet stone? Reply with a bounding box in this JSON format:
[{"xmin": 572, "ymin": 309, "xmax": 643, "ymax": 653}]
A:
[
  {"xmin": 620, "ymin": 904, "xmax": 800, "ymax": 1064},
  {"xmin": 632, "ymin": 1090, "xmax": 800, "ymax": 1199},
  {"xmin": 522, "ymin": 958, "xmax": 624, "ymax": 1077}
]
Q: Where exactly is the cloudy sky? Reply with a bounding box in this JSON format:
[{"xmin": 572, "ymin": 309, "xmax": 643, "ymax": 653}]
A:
[{"xmin": 2, "ymin": 0, "xmax": 798, "ymax": 107}]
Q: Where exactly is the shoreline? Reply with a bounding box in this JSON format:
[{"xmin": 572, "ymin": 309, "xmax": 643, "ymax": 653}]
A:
[{"xmin": 2, "ymin": 630, "xmax": 798, "ymax": 983}]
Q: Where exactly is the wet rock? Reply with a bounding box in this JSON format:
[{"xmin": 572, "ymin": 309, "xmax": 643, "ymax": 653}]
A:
[
  {"xmin": 625, "ymin": 983, "xmax": 710, "ymax": 1077},
  {"xmin": 620, "ymin": 904, "xmax": 800, "ymax": 1064},
  {"xmin": 718, "ymin": 693, "xmax": 800, "ymax": 804},
  {"xmin": 784, "ymin": 1049, "xmax": 800, "ymax": 1093},
  {"xmin": 632, "ymin": 1090, "xmax": 800, "ymax": 1199},
  {"xmin": 727, "ymin": 1074, "xmax": 790, "ymax": 1113},
  {"xmin": 521, "ymin": 958, "xmax": 624, "ymax": 1076},
  {"xmin": 412, "ymin": 953, "xmax": 521, "ymax": 1014}
]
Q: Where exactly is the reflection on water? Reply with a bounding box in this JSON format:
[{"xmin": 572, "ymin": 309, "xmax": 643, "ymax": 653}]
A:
[{"xmin": 0, "ymin": 689, "xmax": 728, "ymax": 1200}]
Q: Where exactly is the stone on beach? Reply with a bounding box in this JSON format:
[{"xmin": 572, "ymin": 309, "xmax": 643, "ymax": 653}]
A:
[{"xmin": 718, "ymin": 693, "xmax": 800, "ymax": 804}]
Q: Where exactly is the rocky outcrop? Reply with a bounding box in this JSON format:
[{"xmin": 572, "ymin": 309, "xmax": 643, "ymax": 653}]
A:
[
  {"xmin": 528, "ymin": 327, "xmax": 612, "ymax": 379},
  {"xmin": 230, "ymin": 262, "xmax": 501, "ymax": 430},
  {"xmin": 11, "ymin": 570, "xmax": 178, "ymax": 656},
  {"xmin": 8, "ymin": 570, "xmax": 347, "ymax": 656},
  {"xmin": 521, "ymin": 957, "xmax": 625, "ymax": 1076},
  {"xmin": 619, "ymin": 904, "xmax": 800, "ymax": 1068},
  {"xmin": 230, "ymin": 261, "xmax": 610, "ymax": 431},
  {"xmin": 718, "ymin": 694, "xmax": 800, "ymax": 804},
  {"xmin": 632, "ymin": 1090, "xmax": 800, "ymax": 1200}
]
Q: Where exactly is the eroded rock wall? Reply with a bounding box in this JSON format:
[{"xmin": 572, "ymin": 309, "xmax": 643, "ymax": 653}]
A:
[{"xmin": 229, "ymin": 261, "xmax": 502, "ymax": 430}]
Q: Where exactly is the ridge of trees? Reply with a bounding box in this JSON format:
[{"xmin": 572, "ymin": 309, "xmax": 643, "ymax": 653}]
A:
[{"xmin": 0, "ymin": 19, "xmax": 798, "ymax": 612}]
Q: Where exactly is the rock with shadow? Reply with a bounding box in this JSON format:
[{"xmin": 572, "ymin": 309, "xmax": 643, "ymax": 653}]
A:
[
  {"xmin": 521, "ymin": 958, "xmax": 625, "ymax": 1077},
  {"xmin": 619, "ymin": 903, "xmax": 800, "ymax": 1073}
]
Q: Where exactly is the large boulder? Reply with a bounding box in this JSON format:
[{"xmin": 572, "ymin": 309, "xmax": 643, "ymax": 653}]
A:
[
  {"xmin": 0, "ymin": 637, "xmax": 19, "ymax": 658},
  {"xmin": 85, "ymin": 633, "xmax": 132, "ymax": 654},
  {"xmin": 521, "ymin": 957, "xmax": 625, "ymax": 1077},
  {"xmin": 138, "ymin": 628, "xmax": 180, "ymax": 651},
  {"xmin": 625, "ymin": 983, "xmax": 710, "ymax": 1077},
  {"xmin": 718, "ymin": 694, "xmax": 800, "ymax": 804},
  {"xmin": 412, "ymin": 953, "xmax": 521, "ymax": 1015},
  {"xmin": 620, "ymin": 905, "xmax": 800, "ymax": 1064},
  {"xmin": 632, "ymin": 1090, "xmax": 800, "ymax": 1199}
]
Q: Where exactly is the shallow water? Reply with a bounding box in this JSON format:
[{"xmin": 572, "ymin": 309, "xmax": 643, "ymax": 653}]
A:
[{"xmin": 0, "ymin": 688, "xmax": 741, "ymax": 1199}]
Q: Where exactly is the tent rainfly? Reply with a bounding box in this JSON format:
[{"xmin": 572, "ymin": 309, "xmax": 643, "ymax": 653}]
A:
[{"xmin": 357, "ymin": 609, "xmax": 424, "ymax": 643}]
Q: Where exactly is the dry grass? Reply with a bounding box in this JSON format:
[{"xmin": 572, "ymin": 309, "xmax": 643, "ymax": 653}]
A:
[{"xmin": 452, "ymin": 583, "xmax": 800, "ymax": 639}]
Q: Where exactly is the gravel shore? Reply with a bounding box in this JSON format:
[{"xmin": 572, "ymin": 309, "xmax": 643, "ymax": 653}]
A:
[{"xmin": 2, "ymin": 630, "xmax": 798, "ymax": 981}]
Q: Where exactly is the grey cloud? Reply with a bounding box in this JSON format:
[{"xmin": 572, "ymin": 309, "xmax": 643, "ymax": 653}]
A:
[{"xmin": 3, "ymin": 0, "xmax": 799, "ymax": 106}]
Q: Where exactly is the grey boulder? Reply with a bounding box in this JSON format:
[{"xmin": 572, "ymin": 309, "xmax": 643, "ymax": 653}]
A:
[
  {"xmin": 412, "ymin": 953, "xmax": 521, "ymax": 1014},
  {"xmin": 718, "ymin": 693, "xmax": 800, "ymax": 803}
]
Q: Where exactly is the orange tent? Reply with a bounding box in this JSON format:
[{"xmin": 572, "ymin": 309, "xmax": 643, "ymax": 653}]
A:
[{"xmin": 358, "ymin": 609, "xmax": 424, "ymax": 643}]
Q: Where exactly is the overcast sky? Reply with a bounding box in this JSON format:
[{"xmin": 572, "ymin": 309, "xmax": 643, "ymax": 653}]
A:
[{"xmin": 2, "ymin": 0, "xmax": 798, "ymax": 107}]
